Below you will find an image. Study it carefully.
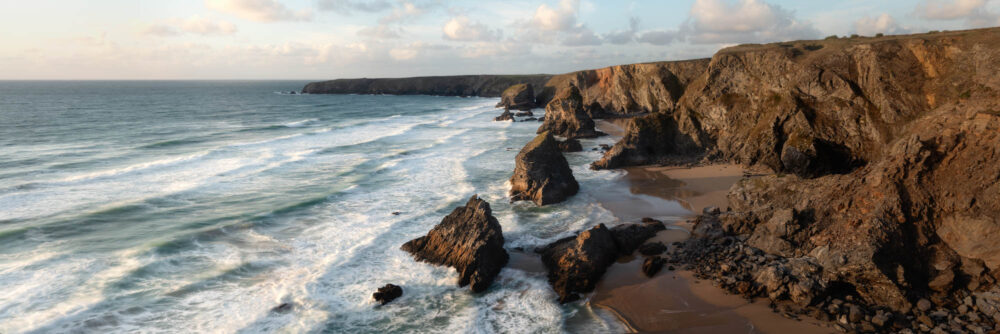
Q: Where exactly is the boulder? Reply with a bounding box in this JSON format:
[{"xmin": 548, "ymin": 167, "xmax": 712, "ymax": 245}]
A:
[
  {"xmin": 401, "ymin": 195, "xmax": 509, "ymax": 292},
  {"xmin": 509, "ymin": 132, "xmax": 579, "ymax": 206},
  {"xmin": 642, "ymin": 256, "xmax": 666, "ymax": 277},
  {"xmin": 373, "ymin": 284, "xmax": 403, "ymax": 305},
  {"xmin": 638, "ymin": 242, "xmax": 667, "ymax": 256},
  {"xmin": 537, "ymin": 85, "xmax": 603, "ymax": 139},
  {"xmin": 538, "ymin": 224, "xmax": 619, "ymax": 303},
  {"xmin": 494, "ymin": 110, "xmax": 514, "ymax": 122},
  {"xmin": 515, "ymin": 110, "xmax": 534, "ymax": 117},
  {"xmin": 496, "ymin": 83, "xmax": 536, "ymax": 111},
  {"xmin": 557, "ymin": 138, "xmax": 583, "ymax": 152},
  {"xmin": 610, "ymin": 220, "xmax": 666, "ymax": 255}
]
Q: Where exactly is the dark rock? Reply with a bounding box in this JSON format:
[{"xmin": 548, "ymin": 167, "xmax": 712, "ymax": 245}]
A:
[
  {"xmin": 642, "ymin": 256, "xmax": 666, "ymax": 277},
  {"xmin": 271, "ymin": 302, "xmax": 294, "ymax": 313},
  {"xmin": 515, "ymin": 110, "xmax": 534, "ymax": 117},
  {"xmin": 496, "ymin": 83, "xmax": 537, "ymax": 111},
  {"xmin": 391, "ymin": 211, "xmax": 401, "ymax": 216},
  {"xmin": 537, "ymin": 85, "xmax": 603, "ymax": 139},
  {"xmin": 521, "ymin": 117, "xmax": 538, "ymax": 122},
  {"xmin": 538, "ymin": 224, "xmax": 619, "ymax": 303},
  {"xmin": 638, "ymin": 242, "xmax": 668, "ymax": 256},
  {"xmin": 372, "ymin": 284, "xmax": 403, "ymax": 305},
  {"xmin": 610, "ymin": 221, "xmax": 666, "ymax": 255},
  {"xmin": 509, "ymin": 132, "xmax": 579, "ymax": 206},
  {"xmin": 494, "ymin": 110, "xmax": 514, "ymax": 122},
  {"xmin": 917, "ymin": 299, "xmax": 932, "ymax": 312},
  {"xmin": 401, "ymin": 195, "xmax": 509, "ymax": 292},
  {"xmin": 557, "ymin": 138, "xmax": 583, "ymax": 152},
  {"xmin": 592, "ymin": 112, "xmax": 703, "ymax": 169}
]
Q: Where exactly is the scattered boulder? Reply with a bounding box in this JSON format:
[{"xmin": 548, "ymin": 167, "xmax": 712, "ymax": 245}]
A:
[
  {"xmin": 557, "ymin": 138, "xmax": 583, "ymax": 152},
  {"xmin": 538, "ymin": 222, "xmax": 665, "ymax": 302},
  {"xmin": 638, "ymin": 242, "xmax": 667, "ymax": 256},
  {"xmin": 509, "ymin": 132, "xmax": 579, "ymax": 206},
  {"xmin": 537, "ymin": 85, "xmax": 603, "ymax": 139},
  {"xmin": 538, "ymin": 224, "xmax": 619, "ymax": 303},
  {"xmin": 496, "ymin": 83, "xmax": 536, "ymax": 111},
  {"xmin": 494, "ymin": 110, "xmax": 514, "ymax": 122},
  {"xmin": 373, "ymin": 284, "xmax": 403, "ymax": 305},
  {"xmin": 642, "ymin": 256, "xmax": 666, "ymax": 277},
  {"xmin": 401, "ymin": 195, "xmax": 509, "ymax": 292},
  {"xmin": 515, "ymin": 110, "xmax": 534, "ymax": 117}
]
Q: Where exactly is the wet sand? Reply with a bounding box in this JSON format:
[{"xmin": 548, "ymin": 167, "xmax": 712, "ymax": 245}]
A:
[{"xmin": 589, "ymin": 158, "xmax": 832, "ymax": 333}]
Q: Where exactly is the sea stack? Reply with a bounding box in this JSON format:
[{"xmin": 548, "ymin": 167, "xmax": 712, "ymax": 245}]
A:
[
  {"xmin": 401, "ymin": 195, "xmax": 509, "ymax": 293},
  {"xmin": 509, "ymin": 132, "xmax": 579, "ymax": 206},
  {"xmin": 496, "ymin": 83, "xmax": 536, "ymax": 110},
  {"xmin": 537, "ymin": 85, "xmax": 602, "ymax": 139}
]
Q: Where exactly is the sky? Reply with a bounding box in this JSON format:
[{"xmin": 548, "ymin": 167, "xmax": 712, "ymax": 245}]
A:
[{"xmin": 1, "ymin": 0, "xmax": 999, "ymax": 80}]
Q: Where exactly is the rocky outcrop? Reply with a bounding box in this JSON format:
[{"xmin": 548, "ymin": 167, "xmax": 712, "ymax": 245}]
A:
[
  {"xmin": 494, "ymin": 110, "xmax": 514, "ymax": 122},
  {"xmin": 592, "ymin": 112, "xmax": 706, "ymax": 169},
  {"xmin": 638, "ymin": 242, "xmax": 667, "ymax": 256},
  {"xmin": 509, "ymin": 132, "xmax": 579, "ymax": 206},
  {"xmin": 496, "ymin": 84, "xmax": 536, "ymax": 110},
  {"xmin": 540, "ymin": 60, "xmax": 710, "ymax": 115},
  {"xmin": 557, "ymin": 138, "xmax": 582, "ymax": 152},
  {"xmin": 538, "ymin": 220, "xmax": 665, "ymax": 302},
  {"xmin": 373, "ymin": 284, "xmax": 403, "ymax": 305},
  {"xmin": 724, "ymin": 104, "xmax": 1000, "ymax": 312},
  {"xmin": 302, "ymin": 75, "xmax": 552, "ymax": 98},
  {"xmin": 537, "ymin": 86, "xmax": 603, "ymax": 139},
  {"xmin": 401, "ymin": 195, "xmax": 509, "ymax": 293}
]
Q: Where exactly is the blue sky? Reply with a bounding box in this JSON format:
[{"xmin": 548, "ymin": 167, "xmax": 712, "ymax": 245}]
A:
[{"xmin": 1, "ymin": 0, "xmax": 998, "ymax": 79}]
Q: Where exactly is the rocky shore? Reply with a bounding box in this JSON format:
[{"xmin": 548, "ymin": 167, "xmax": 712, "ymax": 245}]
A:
[{"xmin": 360, "ymin": 27, "xmax": 1000, "ymax": 332}]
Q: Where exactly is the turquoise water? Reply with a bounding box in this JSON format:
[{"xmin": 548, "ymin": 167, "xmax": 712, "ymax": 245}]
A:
[{"xmin": 0, "ymin": 81, "xmax": 670, "ymax": 333}]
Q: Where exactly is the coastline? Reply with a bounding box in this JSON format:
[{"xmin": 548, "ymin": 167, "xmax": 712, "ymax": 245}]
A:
[{"xmin": 588, "ymin": 156, "xmax": 834, "ymax": 333}]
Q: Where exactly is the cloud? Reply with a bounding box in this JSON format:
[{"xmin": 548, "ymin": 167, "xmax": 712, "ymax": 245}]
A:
[
  {"xmin": 853, "ymin": 14, "xmax": 908, "ymax": 36},
  {"xmin": 317, "ymin": 0, "xmax": 391, "ymax": 14},
  {"xmin": 206, "ymin": 0, "xmax": 312, "ymax": 22},
  {"xmin": 684, "ymin": 0, "xmax": 821, "ymax": 44},
  {"xmin": 358, "ymin": 25, "xmax": 402, "ymax": 39},
  {"xmin": 530, "ymin": 0, "xmax": 580, "ymax": 31},
  {"xmin": 142, "ymin": 16, "xmax": 238, "ymax": 37},
  {"xmin": 442, "ymin": 16, "xmax": 501, "ymax": 42},
  {"xmin": 389, "ymin": 42, "xmax": 451, "ymax": 61},
  {"xmin": 916, "ymin": 0, "xmax": 999, "ymax": 27},
  {"xmin": 637, "ymin": 30, "xmax": 679, "ymax": 45},
  {"xmin": 379, "ymin": 1, "xmax": 433, "ymax": 24},
  {"xmin": 602, "ymin": 17, "xmax": 639, "ymax": 45},
  {"xmin": 561, "ymin": 27, "xmax": 602, "ymax": 46}
]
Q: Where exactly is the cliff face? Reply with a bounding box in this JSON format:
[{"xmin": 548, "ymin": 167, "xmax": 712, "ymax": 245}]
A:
[
  {"xmin": 539, "ymin": 60, "xmax": 710, "ymax": 115},
  {"xmin": 599, "ymin": 28, "xmax": 1000, "ymax": 176},
  {"xmin": 302, "ymin": 75, "xmax": 552, "ymax": 98}
]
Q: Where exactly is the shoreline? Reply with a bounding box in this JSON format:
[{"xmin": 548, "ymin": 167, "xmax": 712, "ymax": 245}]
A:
[{"xmin": 589, "ymin": 162, "xmax": 834, "ymax": 333}]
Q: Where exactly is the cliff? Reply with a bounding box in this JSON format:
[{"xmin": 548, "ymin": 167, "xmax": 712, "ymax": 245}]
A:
[{"xmin": 301, "ymin": 75, "xmax": 552, "ymax": 98}]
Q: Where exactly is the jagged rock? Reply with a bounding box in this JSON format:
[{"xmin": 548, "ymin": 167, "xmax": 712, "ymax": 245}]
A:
[
  {"xmin": 271, "ymin": 302, "xmax": 294, "ymax": 313},
  {"xmin": 557, "ymin": 138, "xmax": 582, "ymax": 152},
  {"xmin": 494, "ymin": 110, "xmax": 514, "ymax": 122},
  {"xmin": 373, "ymin": 284, "xmax": 403, "ymax": 305},
  {"xmin": 638, "ymin": 242, "xmax": 667, "ymax": 256},
  {"xmin": 610, "ymin": 221, "xmax": 666, "ymax": 255},
  {"xmin": 537, "ymin": 221, "xmax": 663, "ymax": 302},
  {"xmin": 642, "ymin": 256, "xmax": 666, "ymax": 277},
  {"xmin": 537, "ymin": 85, "xmax": 603, "ymax": 139},
  {"xmin": 509, "ymin": 132, "xmax": 579, "ymax": 206},
  {"xmin": 496, "ymin": 84, "xmax": 537, "ymax": 111},
  {"xmin": 515, "ymin": 110, "xmax": 534, "ymax": 117},
  {"xmin": 592, "ymin": 112, "xmax": 704, "ymax": 169},
  {"xmin": 401, "ymin": 195, "xmax": 509, "ymax": 292}
]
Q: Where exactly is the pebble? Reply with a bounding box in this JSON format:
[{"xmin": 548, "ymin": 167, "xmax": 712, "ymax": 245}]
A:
[{"xmin": 917, "ymin": 298, "xmax": 932, "ymax": 312}]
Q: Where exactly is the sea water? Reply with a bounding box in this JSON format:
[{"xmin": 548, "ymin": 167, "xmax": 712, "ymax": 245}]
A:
[{"xmin": 0, "ymin": 81, "xmax": 681, "ymax": 333}]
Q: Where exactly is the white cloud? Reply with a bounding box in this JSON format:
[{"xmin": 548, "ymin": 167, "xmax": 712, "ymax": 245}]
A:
[
  {"xmin": 443, "ymin": 16, "xmax": 501, "ymax": 42},
  {"xmin": 602, "ymin": 17, "xmax": 639, "ymax": 45},
  {"xmin": 916, "ymin": 0, "xmax": 999, "ymax": 27},
  {"xmin": 561, "ymin": 27, "xmax": 602, "ymax": 46},
  {"xmin": 685, "ymin": 0, "xmax": 820, "ymax": 44},
  {"xmin": 530, "ymin": 0, "xmax": 580, "ymax": 31},
  {"xmin": 317, "ymin": 0, "xmax": 391, "ymax": 14},
  {"xmin": 143, "ymin": 16, "xmax": 238, "ymax": 37},
  {"xmin": 206, "ymin": 0, "xmax": 312, "ymax": 22},
  {"xmin": 853, "ymin": 14, "xmax": 908, "ymax": 36},
  {"xmin": 379, "ymin": 1, "xmax": 432, "ymax": 24},
  {"xmin": 917, "ymin": 0, "xmax": 987, "ymax": 20},
  {"xmin": 389, "ymin": 42, "xmax": 450, "ymax": 61}
]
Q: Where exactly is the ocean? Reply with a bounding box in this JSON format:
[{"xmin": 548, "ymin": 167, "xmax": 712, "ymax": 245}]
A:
[{"xmin": 0, "ymin": 81, "xmax": 700, "ymax": 333}]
